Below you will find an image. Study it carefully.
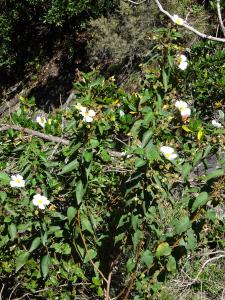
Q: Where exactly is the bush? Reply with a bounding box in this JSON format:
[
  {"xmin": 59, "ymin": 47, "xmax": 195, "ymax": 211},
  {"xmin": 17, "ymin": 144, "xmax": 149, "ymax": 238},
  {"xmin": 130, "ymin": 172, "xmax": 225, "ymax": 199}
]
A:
[{"xmin": 0, "ymin": 34, "xmax": 224, "ymax": 298}]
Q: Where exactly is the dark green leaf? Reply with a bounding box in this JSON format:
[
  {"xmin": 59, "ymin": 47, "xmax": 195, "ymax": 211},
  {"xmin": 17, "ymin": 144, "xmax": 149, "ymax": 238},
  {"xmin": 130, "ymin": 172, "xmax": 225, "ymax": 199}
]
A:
[
  {"xmin": 175, "ymin": 215, "xmax": 191, "ymax": 235},
  {"xmin": 205, "ymin": 169, "xmax": 224, "ymax": 181},
  {"xmin": 16, "ymin": 251, "xmax": 29, "ymax": 272},
  {"xmin": 29, "ymin": 237, "xmax": 41, "ymax": 252},
  {"xmin": 76, "ymin": 180, "xmax": 85, "ymax": 205},
  {"xmin": 166, "ymin": 256, "xmax": 176, "ymax": 272},
  {"xmin": 41, "ymin": 255, "xmax": 50, "ymax": 279},
  {"xmin": 192, "ymin": 192, "xmax": 209, "ymax": 212},
  {"xmin": 67, "ymin": 206, "xmax": 77, "ymax": 224},
  {"xmin": 141, "ymin": 250, "xmax": 153, "ymax": 268},
  {"xmin": 58, "ymin": 159, "xmax": 79, "ymax": 175}
]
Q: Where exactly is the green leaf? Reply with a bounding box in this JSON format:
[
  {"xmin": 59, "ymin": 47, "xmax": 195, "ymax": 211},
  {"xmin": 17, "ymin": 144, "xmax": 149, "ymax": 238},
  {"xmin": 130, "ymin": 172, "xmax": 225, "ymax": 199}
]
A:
[
  {"xmin": 126, "ymin": 258, "xmax": 135, "ymax": 273},
  {"xmin": 205, "ymin": 169, "xmax": 224, "ymax": 181},
  {"xmin": 41, "ymin": 255, "xmax": 50, "ymax": 279},
  {"xmin": 135, "ymin": 158, "xmax": 146, "ymax": 168},
  {"xmin": 186, "ymin": 229, "xmax": 197, "ymax": 250},
  {"xmin": 58, "ymin": 159, "xmax": 79, "ymax": 175},
  {"xmin": 162, "ymin": 68, "xmax": 168, "ymax": 92},
  {"xmin": 81, "ymin": 214, "xmax": 93, "ymax": 234},
  {"xmin": 29, "ymin": 237, "xmax": 41, "ymax": 252},
  {"xmin": 182, "ymin": 163, "xmax": 192, "ymax": 181},
  {"xmin": 76, "ymin": 180, "xmax": 85, "ymax": 205},
  {"xmin": 16, "ymin": 251, "xmax": 29, "ymax": 272},
  {"xmin": 97, "ymin": 287, "xmax": 104, "ymax": 297},
  {"xmin": 141, "ymin": 129, "xmax": 153, "ymax": 148},
  {"xmin": 175, "ymin": 215, "xmax": 191, "ymax": 235},
  {"xmin": 182, "ymin": 125, "xmax": 192, "ymax": 133},
  {"xmin": 67, "ymin": 206, "xmax": 77, "ymax": 224},
  {"xmin": 141, "ymin": 250, "xmax": 153, "ymax": 269},
  {"xmin": 0, "ymin": 172, "xmax": 10, "ymax": 185},
  {"xmin": 0, "ymin": 191, "xmax": 7, "ymax": 201},
  {"xmin": 8, "ymin": 223, "xmax": 17, "ymax": 241},
  {"xmin": 156, "ymin": 242, "xmax": 171, "ymax": 257},
  {"xmin": 166, "ymin": 256, "xmax": 176, "ymax": 272},
  {"xmin": 132, "ymin": 230, "xmax": 142, "ymax": 251},
  {"xmin": 192, "ymin": 192, "xmax": 209, "ymax": 212},
  {"xmin": 84, "ymin": 249, "xmax": 97, "ymax": 263},
  {"xmin": 83, "ymin": 151, "xmax": 93, "ymax": 162}
]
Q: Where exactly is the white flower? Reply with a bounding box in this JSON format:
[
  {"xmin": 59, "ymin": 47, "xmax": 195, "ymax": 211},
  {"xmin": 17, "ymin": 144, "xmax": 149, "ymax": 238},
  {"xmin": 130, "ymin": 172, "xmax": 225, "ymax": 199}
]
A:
[
  {"xmin": 160, "ymin": 146, "xmax": 178, "ymax": 161},
  {"xmin": 10, "ymin": 174, "xmax": 25, "ymax": 188},
  {"xmin": 180, "ymin": 107, "xmax": 191, "ymax": 117},
  {"xmin": 32, "ymin": 194, "xmax": 50, "ymax": 210},
  {"xmin": 119, "ymin": 110, "xmax": 125, "ymax": 117},
  {"xmin": 80, "ymin": 107, "xmax": 96, "ymax": 122},
  {"xmin": 175, "ymin": 100, "xmax": 191, "ymax": 117},
  {"xmin": 172, "ymin": 15, "xmax": 184, "ymax": 26},
  {"xmin": 175, "ymin": 100, "xmax": 188, "ymax": 110},
  {"xmin": 36, "ymin": 116, "xmax": 47, "ymax": 128},
  {"xmin": 212, "ymin": 120, "xmax": 222, "ymax": 128},
  {"xmin": 177, "ymin": 54, "xmax": 188, "ymax": 70}
]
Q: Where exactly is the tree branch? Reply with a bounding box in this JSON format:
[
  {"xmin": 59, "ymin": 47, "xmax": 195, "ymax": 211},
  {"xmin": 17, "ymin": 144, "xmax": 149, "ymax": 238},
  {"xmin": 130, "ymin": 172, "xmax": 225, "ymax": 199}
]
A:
[
  {"xmin": 217, "ymin": 0, "xmax": 225, "ymax": 37},
  {"xmin": 127, "ymin": 0, "xmax": 225, "ymax": 43},
  {"xmin": 0, "ymin": 124, "xmax": 70, "ymax": 145}
]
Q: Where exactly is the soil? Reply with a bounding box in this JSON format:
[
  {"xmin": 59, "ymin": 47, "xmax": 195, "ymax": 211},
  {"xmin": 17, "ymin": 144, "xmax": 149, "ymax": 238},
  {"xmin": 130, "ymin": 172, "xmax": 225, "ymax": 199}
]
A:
[{"xmin": 0, "ymin": 28, "xmax": 89, "ymax": 113}]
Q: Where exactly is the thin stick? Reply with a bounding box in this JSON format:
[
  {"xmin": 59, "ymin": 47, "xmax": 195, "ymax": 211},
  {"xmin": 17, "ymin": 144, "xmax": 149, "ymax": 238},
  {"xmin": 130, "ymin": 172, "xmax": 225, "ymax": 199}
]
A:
[
  {"xmin": 0, "ymin": 124, "xmax": 70, "ymax": 145},
  {"xmin": 217, "ymin": 0, "xmax": 225, "ymax": 37},
  {"xmin": 0, "ymin": 284, "xmax": 5, "ymax": 300}
]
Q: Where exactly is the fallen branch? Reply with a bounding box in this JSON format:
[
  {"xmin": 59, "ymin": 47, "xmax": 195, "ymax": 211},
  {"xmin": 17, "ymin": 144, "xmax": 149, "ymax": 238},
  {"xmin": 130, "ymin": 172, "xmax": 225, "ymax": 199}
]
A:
[{"xmin": 0, "ymin": 124, "xmax": 70, "ymax": 145}]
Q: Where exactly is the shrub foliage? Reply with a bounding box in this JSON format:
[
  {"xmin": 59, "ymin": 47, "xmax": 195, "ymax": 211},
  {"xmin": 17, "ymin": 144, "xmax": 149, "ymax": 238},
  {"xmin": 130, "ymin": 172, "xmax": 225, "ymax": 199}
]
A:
[{"xmin": 0, "ymin": 29, "xmax": 225, "ymax": 299}]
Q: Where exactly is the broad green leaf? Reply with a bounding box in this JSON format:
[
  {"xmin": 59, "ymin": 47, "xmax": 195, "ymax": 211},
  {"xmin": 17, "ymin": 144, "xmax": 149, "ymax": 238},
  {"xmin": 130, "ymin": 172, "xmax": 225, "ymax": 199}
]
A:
[
  {"xmin": 0, "ymin": 173, "xmax": 10, "ymax": 185},
  {"xmin": 192, "ymin": 192, "xmax": 209, "ymax": 212},
  {"xmin": 67, "ymin": 206, "xmax": 77, "ymax": 224},
  {"xmin": 76, "ymin": 180, "xmax": 85, "ymax": 205},
  {"xmin": 58, "ymin": 159, "xmax": 79, "ymax": 175},
  {"xmin": 156, "ymin": 242, "xmax": 171, "ymax": 257},
  {"xmin": 16, "ymin": 251, "xmax": 29, "ymax": 272},
  {"xmin": 182, "ymin": 163, "xmax": 192, "ymax": 181},
  {"xmin": 126, "ymin": 258, "xmax": 135, "ymax": 273},
  {"xmin": 175, "ymin": 215, "xmax": 191, "ymax": 235},
  {"xmin": 141, "ymin": 250, "xmax": 153, "ymax": 268},
  {"xmin": 41, "ymin": 255, "xmax": 50, "ymax": 279},
  {"xmin": 8, "ymin": 223, "xmax": 17, "ymax": 241},
  {"xmin": 135, "ymin": 158, "xmax": 146, "ymax": 168},
  {"xmin": 81, "ymin": 215, "xmax": 93, "ymax": 234},
  {"xmin": 166, "ymin": 256, "xmax": 176, "ymax": 272},
  {"xmin": 83, "ymin": 151, "xmax": 93, "ymax": 162},
  {"xmin": 29, "ymin": 237, "xmax": 41, "ymax": 252},
  {"xmin": 84, "ymin": 249, "xmax": 97, "ymax": 263},
  {"xmin": 205, "ymin": 169, "xmax": 224, "ymax": 181},
  {"xmin": 141, "ymin": 129, "xmax": 153, "ymax": 148}
]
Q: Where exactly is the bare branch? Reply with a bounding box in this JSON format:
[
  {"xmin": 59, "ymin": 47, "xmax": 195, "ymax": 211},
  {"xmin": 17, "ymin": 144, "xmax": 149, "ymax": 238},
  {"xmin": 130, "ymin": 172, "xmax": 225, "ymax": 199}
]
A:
[
  {"xmin": 217, "ymin": 0, "xmax": 225, "ymax": 37},
  {"xmin": 0, "ymin": 124, "xmax": 70, "ymax": 145},
  {"xmin": 153, "ymin": 0, "xmax": 225, "ymax": 43},
  {"xmin": 126, "ymin": 0, "xmax": 146, "ymax": 4}
]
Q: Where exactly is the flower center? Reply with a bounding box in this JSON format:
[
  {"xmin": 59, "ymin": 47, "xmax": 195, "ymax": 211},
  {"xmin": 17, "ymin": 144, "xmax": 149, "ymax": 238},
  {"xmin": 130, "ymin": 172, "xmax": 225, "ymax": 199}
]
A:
[
  {"xmin": 165, "ymin": 153, "xmax": 171, "ymax": 158},
  {"xmin": 16, "ymin": 179, "xmax": 21, "ymax": 183},
  {"xmin": 38, "ymin": 199, "xmax": 43, "ymax": 205}
]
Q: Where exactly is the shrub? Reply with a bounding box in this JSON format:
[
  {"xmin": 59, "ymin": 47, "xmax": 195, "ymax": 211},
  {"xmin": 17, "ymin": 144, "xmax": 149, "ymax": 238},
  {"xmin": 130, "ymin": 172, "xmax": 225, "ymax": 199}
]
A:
[{"xmin": 0, "ymin": 38, "xmax": 224, "ymax": 298}]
